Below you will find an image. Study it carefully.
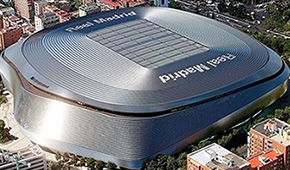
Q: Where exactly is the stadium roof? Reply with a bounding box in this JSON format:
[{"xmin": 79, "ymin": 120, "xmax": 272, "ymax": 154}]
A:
[{"xmin": 4, "ymin": 7, "xmax": 283, "ymax": 114}]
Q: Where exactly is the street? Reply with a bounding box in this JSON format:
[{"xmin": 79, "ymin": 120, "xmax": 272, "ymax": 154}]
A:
[{"xmin": 176, "ymin": 0, "xmax": 290, "ymax": 39}]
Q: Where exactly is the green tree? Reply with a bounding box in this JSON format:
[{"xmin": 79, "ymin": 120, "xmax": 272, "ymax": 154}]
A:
[
  {"xmin": 272, "ymin": 107, "xmax": 290, "ymax": 121},
  {"xmin": 107, "ymin": 161, "xmax": 117, "ymax": 170},
  {"xmin": 0, "ymin": 95, "xmax": 7, "ymax": 105},
  {"xmin": 228, "ymin": 2, "xmax": 235, "ymax": 15},
  {"xmin": 49, "ymin": 161, "xmax": 65, "ymax": 170},
  {"xmin": 0, "ymin": 82, "xmax": 4, "ymax": 93},
  {"xmin": 62, "ymin": 152, "xmax": 70, "ymax": 163},
  {"xmin": 283, "ymin": 10, "xmax": 290, "ymax": 22},
  {"xmin": 0, "ymin": 119, "xmax": 5, "ymax": 129},
  {"xmin": 217, "ymin": 0, "xmax": 227, "ymax": 12},
  {"xmin": 169, "ymin": 0, "xmax": 181, "ymax": 9},
  {"xmin": 86, "ymin": 157, "xmax": 95, "ymax": 169},
  {"xmin": 70, "ymin": 154, "xmax": 78, "ymax": 166},
  {"xmin": 69, "ymin": 0, "xmax": 81, "ymax": 11},
  {"xmin": 198, "ymin": 140, "xmax": 211, "ymax": 149},
  {"xmin": 176, "ymin": 152, "xmax": 187, "ymax": 169},
  {"xmin": 217, "ymin": 134, "xmax": 233, "ymax": 147},
  {"xmin": 144, "ymin": 159, "xmax": 157, "ymax": 170},
  {"xmin": 228, "ymin": 3, "xmax": 248, "ymax": 19},
  {"xmin": 233, "ymin": 129, "xmax": 239, "ymax": 136},
  {"xmin": 55, "ymin": 152, "xmax": 62, "ymax": 161},
  {"xmin": 267, "ymin": 4, "xmax": 276, "ymax": 14},
  {"xmin": 78, "ymin": 157, "xmax": 85, "ymax": 167},
  {"xmin": 236, "ymin": 4, "xmax": 247, "ymax": 18},
  {"xmin": 166, "ymin": 156, "xmax": 178, "ymax": 170},
  {"xmin": 156, "ymin": 155, "xmax": 167, "ymax": 170},
  {"xmin": 0, "ymin": 119, "xmax": 15, "ymax": 143},
  {"xmin": 95, "ymin": 160, "xmax": 105, "ymax": 170},
  {"xmin": 230, "ymin": 148, "xmax": 236, "ymax": 154},
  {"xmin": 191, "ymin": 145, "xmax": 199, "ymax": 152}
]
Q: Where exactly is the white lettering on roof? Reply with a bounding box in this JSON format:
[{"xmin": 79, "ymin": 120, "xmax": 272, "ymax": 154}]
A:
[
  {"xmin": 159, "ymin": 53, "xmax": 237, "ymax": 83},
  {"xmin": 65, "ymin": 11, "xmax": 137, "ymax": 33}
]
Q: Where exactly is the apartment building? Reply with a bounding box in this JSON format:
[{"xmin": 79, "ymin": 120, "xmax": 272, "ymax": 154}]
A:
[
  {"xmin": 249, "ymin": 118, "xmax": 290, "ymax": 170},
  {"xmin": 34, "ymin": 11, "xmax": 59, "ymax": 32},
  {"xmin": 187, "ymin": 143, "xmax": 252, "ymax": 170}
]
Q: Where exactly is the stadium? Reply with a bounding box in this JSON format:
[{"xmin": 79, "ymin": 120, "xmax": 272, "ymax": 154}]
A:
[{"xmin": 0, "ymin": 7, "xmax": 289, "ymax": 169}]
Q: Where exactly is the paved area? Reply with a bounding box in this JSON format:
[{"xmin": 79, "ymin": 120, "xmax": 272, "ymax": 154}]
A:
[
  {"xmin": 0, "ymin": 93, "xmax": 31, "ymax": 151},
  {"xmin": 0, "ymin": 92, "xmax": 56, "ymax": 162}
]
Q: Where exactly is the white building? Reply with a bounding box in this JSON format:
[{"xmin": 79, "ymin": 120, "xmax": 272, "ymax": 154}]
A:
[
  {"xmin": 34, "ymin": 12, "xmax": 59, "ymax": 32},
  {"xmin": 187, "ymin": 143, "xmax": 251, "ymax": 170},
  {"xmin": 34, "ymin": 0, "xmax": 47, "ymax": 16},
  {"xmin": 79, "ymin": 2, "xmax": 101, "ymax": 17}
]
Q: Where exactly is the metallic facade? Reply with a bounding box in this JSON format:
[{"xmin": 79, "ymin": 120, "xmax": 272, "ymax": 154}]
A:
[{"xmin": 0, "ymin": 7, "xmax": 289, "ymax": 169}]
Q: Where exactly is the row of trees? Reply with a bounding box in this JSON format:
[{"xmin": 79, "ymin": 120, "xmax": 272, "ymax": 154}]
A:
[
  {"xmin": 268, "ymin": 106, "xmax": 290, "ymax": 124},
  {"xmin": 49, "ymin": 161, "xmax": 75, "ymax": 170},
  {"xmin": 144, "ymin": 153, "xmax": 187, "ymax": 170},
  {"xmin": 143, "ymin": 127, "xmax": 247, "ymax": 170},
  {"xmin": 143, "ymin": 103, "xmax": 290, "ymax": 170},
  {"xmin": 50, "ymin": 152, "xmax": 117, "ymax": 170}
]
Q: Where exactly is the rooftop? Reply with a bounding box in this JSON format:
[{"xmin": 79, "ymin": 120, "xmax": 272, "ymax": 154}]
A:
[
  {"xmin": 0, "ymin": 146, "xmax": 46, "ymax": 169},
  {"xmin": 99, "ymin": 0, "xmax": 145, "ymax": 8},
  {"xmin": 0, "ymin": 7, "xmax": 14, "ymax": 13},
  {"xmin": 37, "ymin": 11, "xmax": 57, "ymax": 18},
  {"xmin": 79, "ymin": 2, "xmax": 101, "ymax": 11},
  {"xmin": 34, "ymin": 0, "xmax": 47, "ymax": 5},
  {"xmin": 188, "ymin": 143, "xmax": 250, "ymax": 169},
  {"xmin": 87, "ymin": 19, "xmax": 208, "ymax": 69},
  {"xmin": 56, "ymin": 10, "xmax": 69, "ymax": 16},
  {"xmin": 3, "ymin": 7, "xmax": 282, "ymax": 114},
  {"xmin": 247, "ymin": 150, "xmax": 282, "ymax": 168},
  {"xmin": 8, "ymin": 15, "xmax": 20, "ymax": 22},
  {"xmin": 252, "ymin": 118, "xmax": 290, "ymax": 146}
]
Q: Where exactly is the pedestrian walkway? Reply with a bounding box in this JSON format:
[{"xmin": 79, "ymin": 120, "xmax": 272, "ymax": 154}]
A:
[{"xmin": 0, "ymin": 92, "xmax": 56, "ymax": 162}]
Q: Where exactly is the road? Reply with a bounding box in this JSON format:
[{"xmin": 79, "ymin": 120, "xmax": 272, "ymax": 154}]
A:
[
  {"xmin": 177, "ymin": 0, "xmax": 253, "ymax": 27},
  {"xmin": 176, "ymin": 0, "xmax": 290, "ymax": 39}
]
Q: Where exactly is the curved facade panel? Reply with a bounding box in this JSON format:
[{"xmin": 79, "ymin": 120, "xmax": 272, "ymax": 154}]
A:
[{"xmin": 0, "ymin": 7, "xmax": 289, "ymax": 169}]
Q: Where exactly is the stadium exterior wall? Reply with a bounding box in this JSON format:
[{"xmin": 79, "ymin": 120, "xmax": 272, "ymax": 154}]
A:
[{"xmin": 0, "ymin": 46, "xmax": 289, "ymax": 169}]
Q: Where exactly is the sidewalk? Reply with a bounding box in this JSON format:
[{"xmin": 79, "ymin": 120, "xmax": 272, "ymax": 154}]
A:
[{"xmin": 0, "ymin": 93, "xmax": 56, "ymax": 162}]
